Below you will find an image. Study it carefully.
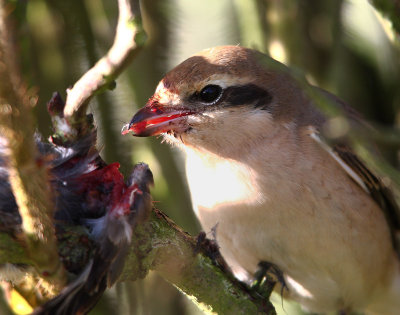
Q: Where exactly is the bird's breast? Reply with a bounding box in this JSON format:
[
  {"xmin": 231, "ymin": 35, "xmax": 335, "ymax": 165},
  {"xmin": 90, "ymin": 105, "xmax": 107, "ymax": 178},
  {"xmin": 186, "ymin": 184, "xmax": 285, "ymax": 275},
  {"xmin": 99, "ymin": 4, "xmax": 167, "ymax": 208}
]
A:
[{"xmin": 183, "ymin": 137, "xmax": 398, "ymax": 313}]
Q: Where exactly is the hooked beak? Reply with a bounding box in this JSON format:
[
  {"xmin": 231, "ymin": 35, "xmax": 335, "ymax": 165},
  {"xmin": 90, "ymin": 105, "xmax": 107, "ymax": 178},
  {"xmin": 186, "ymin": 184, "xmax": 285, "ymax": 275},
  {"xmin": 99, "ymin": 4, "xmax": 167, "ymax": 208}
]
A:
[{"xmin": 122, "ymin": 103, "xmax": 194, "ymax": 137}]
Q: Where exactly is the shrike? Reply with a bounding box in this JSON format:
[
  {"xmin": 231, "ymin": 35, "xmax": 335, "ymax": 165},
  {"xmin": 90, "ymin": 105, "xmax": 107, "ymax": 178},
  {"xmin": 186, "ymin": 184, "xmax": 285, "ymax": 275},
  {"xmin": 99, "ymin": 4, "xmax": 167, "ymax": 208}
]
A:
[{"xmin": 123, "ymin": 46, "xmax": 400, "ymax": 314}]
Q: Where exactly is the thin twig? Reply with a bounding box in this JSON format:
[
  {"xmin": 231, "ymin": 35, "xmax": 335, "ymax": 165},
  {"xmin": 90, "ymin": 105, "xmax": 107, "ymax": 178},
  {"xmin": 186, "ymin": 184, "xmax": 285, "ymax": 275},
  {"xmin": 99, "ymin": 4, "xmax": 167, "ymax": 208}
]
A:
[
  {"xmin": 63, "ymin": 0, "xmax": 146, "ymax": 134},
  {"xmin": 0, "ymin": 0, "xmax": 65, "ymax": 295}
]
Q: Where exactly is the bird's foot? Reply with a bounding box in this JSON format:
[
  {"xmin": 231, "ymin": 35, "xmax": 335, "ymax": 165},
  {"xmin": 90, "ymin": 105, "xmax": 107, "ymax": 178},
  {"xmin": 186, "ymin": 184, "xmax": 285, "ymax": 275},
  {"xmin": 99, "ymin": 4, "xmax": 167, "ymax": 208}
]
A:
[{"xmin": 251, "ymin": 261, "xmax": 287, "ymax": 300}]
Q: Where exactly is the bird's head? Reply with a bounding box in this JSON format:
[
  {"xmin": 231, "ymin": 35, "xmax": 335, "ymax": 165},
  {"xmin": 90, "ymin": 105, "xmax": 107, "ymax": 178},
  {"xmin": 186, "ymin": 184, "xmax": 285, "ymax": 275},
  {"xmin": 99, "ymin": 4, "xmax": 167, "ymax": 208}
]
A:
[{"xmin": 123, "ymin": 46, "xmax": 319, "ymax": 155}]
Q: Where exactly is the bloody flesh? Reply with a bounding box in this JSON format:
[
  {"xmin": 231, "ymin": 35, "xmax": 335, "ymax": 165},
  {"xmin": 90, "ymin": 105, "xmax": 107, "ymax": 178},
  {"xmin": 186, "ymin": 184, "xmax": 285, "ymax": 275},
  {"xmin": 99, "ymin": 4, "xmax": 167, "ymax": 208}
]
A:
[{"xmin": 123, "ymin": 111, "xmax": 193, "ymax": 135}]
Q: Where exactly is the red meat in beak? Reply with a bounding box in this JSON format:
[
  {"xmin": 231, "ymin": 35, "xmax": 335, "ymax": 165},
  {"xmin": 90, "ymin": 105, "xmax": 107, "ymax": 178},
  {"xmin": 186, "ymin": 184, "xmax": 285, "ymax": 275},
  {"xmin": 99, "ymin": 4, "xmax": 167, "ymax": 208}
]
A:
[{"xmin": 122, "ymin": 102, "xmax": 194, "ymax": 137}]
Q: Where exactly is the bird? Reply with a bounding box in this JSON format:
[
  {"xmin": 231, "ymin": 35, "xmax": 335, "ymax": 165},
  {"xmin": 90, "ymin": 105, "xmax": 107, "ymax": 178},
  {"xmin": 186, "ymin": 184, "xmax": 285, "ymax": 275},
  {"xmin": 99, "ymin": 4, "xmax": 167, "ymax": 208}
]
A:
[
  {"xmin": 0, "ymin": 93, "xmax": 154, "ymax": 315},
  {"xmin": 123, "ymin": 46, "xmax": 400, "ymax": 314}
]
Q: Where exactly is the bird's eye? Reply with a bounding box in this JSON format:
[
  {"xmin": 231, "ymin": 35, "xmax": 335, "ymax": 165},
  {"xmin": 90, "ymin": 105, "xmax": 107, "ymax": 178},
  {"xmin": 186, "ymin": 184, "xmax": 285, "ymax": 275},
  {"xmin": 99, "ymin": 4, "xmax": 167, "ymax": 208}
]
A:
[{"xmin": 199, "ymin": 85, "xmax": 223, "ymax": 104}]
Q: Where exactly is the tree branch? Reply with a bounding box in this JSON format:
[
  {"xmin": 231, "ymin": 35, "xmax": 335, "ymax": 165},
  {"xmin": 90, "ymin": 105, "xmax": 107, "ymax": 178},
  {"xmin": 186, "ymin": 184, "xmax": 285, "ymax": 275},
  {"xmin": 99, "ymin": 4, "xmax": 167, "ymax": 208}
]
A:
[
  {"xmin": 124, "ymin": 209, "xmax": 275, "ymax": 314},
  {"xmin": 62, "ymin": 0, "xmax": 146, "ymax": 136},
  {"xmin": 0, "ymin": 0, "xmax": 65, "ymax": 295},
  {"xmin": 0, "ymin": 208, "xmax": 275, "ymax": 314}
]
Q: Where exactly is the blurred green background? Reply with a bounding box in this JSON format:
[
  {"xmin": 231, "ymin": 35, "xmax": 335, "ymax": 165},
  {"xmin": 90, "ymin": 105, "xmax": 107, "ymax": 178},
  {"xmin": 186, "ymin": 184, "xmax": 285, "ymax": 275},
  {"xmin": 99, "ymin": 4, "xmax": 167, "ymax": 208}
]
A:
[{"xmin": 2, "ymin": 0, "xmax": 400, "ymax": 314}]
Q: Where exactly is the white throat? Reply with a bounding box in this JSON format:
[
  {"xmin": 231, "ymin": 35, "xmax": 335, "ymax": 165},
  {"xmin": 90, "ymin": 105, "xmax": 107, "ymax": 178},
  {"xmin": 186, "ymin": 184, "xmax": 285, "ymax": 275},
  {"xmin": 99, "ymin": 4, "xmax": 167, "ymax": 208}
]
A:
[{"xmin": 184, "ymin": 148, "xmax": 264, "ymax": 216}]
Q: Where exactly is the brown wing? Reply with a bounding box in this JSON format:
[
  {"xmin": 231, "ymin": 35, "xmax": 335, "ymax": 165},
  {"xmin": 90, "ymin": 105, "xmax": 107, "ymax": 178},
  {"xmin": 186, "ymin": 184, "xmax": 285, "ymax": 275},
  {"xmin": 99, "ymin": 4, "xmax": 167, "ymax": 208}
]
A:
[
  {"xmin": 310, "ymin": 129, "xmax": 400, "ymax": 254},
  {"xmin": 333, "ymin": 144, "xmax": 400, "ymax": 248},
  {"xmin": 309, "ymin": 87, "xmax": 400, "ymax": 254}
]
